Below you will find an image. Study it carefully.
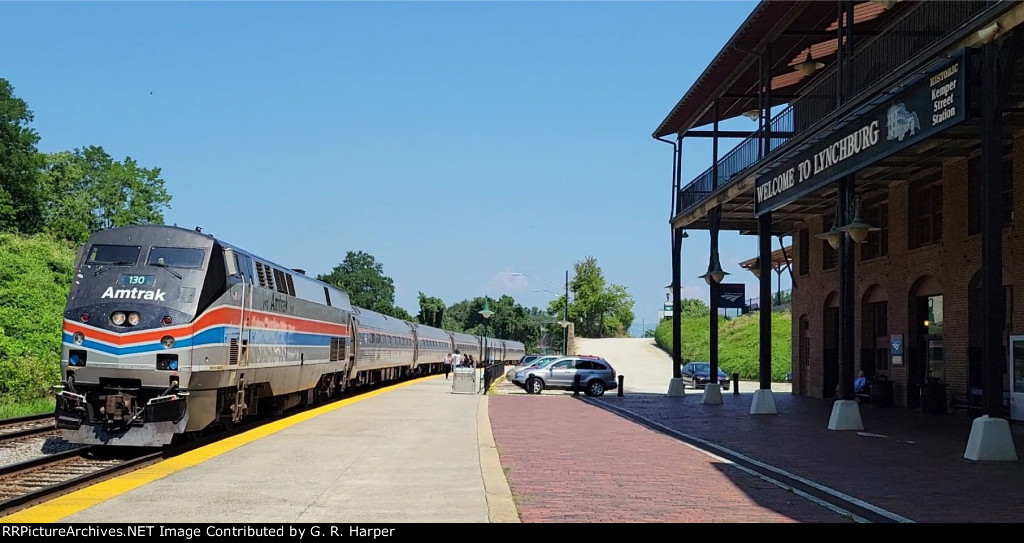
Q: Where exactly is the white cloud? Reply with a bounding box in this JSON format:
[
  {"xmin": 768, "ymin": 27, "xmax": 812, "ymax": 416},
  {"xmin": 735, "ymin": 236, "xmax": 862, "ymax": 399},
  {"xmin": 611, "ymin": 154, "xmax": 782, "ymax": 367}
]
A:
[{"xmin": 485, "ymin": 270, "xmax": 530, "ymax": 298}]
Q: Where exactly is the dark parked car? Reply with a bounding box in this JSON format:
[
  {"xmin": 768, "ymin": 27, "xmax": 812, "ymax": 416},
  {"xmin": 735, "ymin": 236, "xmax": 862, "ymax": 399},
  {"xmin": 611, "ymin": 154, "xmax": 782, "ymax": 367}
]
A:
[
  {"xmin": 517, "ymin": 354, "xmax": 542, "ymax": 367},
  {"xmin": 681, "ymin": 361, "xmax": 731, "ymax": 390}
]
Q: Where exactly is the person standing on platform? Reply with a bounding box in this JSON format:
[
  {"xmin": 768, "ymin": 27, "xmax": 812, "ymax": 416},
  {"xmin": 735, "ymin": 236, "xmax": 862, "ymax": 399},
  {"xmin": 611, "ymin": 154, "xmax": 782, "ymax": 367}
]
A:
[{"xmin": 444, "ymin": 352, "xmax": 453, "ymax": 380}]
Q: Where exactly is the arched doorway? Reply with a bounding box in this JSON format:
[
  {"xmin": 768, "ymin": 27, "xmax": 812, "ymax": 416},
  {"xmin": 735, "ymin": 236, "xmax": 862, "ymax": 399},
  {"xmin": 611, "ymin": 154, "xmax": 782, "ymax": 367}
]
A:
[
  {"xmin": 823, "ymin": 292, "xmax": 839, "ymax": 399},
  {"xmin": 799, "ymin": 314, "xmax": 809, "ymax": 396},
  {"xmin": 908, "ymin": 276, "xmax": 943, "ymax": 409}
]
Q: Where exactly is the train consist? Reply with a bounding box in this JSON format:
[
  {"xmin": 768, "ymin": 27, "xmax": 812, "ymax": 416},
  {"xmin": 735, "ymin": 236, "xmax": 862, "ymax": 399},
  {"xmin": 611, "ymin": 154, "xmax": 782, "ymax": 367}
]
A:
[{"xmin": 54, "ymin": 225, "xmax": 525, "ymax": 447}]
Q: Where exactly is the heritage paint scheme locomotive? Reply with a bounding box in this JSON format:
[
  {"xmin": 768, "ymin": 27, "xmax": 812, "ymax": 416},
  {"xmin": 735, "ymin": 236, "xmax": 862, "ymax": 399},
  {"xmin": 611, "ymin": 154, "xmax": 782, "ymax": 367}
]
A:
[{"xmin": 55, "ymin": 225, "xmax": 525, "ymax": 446}]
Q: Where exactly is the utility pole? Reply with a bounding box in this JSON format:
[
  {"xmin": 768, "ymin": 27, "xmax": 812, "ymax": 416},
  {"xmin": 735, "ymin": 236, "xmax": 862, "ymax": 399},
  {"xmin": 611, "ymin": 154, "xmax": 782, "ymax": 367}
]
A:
[{"xmin": 563, "ymin": 269, "xmax": 569, "ymax": 355}]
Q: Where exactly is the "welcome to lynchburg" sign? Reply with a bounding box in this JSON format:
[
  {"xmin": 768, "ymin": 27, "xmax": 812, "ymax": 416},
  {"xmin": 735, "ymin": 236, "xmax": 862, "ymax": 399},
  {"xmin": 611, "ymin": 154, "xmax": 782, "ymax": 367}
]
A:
[{"xmin": 754, "ymin": 49, "xmax": 965, "ymax": 214}]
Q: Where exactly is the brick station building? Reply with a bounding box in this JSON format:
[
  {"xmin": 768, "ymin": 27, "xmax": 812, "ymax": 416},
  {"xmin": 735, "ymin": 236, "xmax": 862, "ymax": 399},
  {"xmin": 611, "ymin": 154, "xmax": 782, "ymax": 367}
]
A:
[{"xmin": 654, "ymin": 0, "xmax": 1024, "ymax": 426}]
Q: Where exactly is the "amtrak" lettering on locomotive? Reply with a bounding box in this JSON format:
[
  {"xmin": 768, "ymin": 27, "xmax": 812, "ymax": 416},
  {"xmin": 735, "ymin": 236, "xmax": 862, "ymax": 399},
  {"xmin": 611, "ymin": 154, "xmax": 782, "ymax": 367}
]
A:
[{"xmin": 100, "ymin": 287, "xmax": 167, "ymax": 301}]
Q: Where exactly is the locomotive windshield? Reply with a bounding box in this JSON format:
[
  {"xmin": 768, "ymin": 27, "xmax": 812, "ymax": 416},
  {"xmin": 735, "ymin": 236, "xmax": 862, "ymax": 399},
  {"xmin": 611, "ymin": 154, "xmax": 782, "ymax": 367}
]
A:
[
  {"xmin": 147, "ymin": 247, "xmax": 205, "ymax": 268},
  {"xmin": 86, "ymin": 244, "xmax": 140, "ymax": 265}
]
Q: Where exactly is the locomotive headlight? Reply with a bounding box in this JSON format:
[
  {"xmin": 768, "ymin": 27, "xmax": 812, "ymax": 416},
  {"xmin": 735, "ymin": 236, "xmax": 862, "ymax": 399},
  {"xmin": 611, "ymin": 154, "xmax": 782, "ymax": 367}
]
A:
[
  {"xmin": 127, "ymin": 312, "xmax": 141, "ymax": 326},
  {"xmin": 111, "ymin": 312, "xmax": 126, "ymax": 326},
  {"xmin": 73, "ymin": 332, "xmax": 85, "ymax": 345},
  {"xmin": 161, "ymin": 336, "xmax": 175, "ymax": 349}
]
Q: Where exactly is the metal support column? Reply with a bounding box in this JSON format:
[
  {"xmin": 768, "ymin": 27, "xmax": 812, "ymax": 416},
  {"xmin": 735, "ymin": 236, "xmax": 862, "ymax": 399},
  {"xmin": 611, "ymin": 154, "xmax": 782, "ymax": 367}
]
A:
[
  {"xmin": 751, "ymin": 210, "xmax": 779, "ymax": 415},
  {"xmin": 762, "ymin": 44, "xmax": 772, "ymax": 156},
  {"xmin": 712, "ymin": 99, "xmax": 720, "ymax": 189},
  {"xmin": 981, "ymin": 41, "xmax": 1007, "ymax": 419},
  {"xmin": 709, "ymin": 206, "xmax": 721, "ymax": 385},
  {"xmin": 758, "ymin": 212, "xmax": 772, "ymax": 391},
  {"xmin": 672, "ymin": 135, "xmax": 683, "ymax": 381},
  {"xmin": 965, "ymin": 37, "xmax": 1017, "ymax": 460},
  {"xmin": 838, "ymin": 175, "xmax": 855, "ymax": 402}
]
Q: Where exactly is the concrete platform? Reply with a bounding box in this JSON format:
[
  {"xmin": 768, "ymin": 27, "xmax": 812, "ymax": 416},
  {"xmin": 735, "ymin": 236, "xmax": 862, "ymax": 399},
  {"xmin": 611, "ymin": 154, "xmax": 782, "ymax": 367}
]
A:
[{"xmin": 3, "ymin": 377, "xmax": 518, "ymax": 523}]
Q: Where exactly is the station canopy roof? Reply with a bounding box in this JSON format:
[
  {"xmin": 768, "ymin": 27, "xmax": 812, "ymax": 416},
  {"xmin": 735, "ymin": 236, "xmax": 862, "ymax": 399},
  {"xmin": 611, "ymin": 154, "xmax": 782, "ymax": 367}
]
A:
[{"xmin": 653, "ymin": 1, "xmax": 895, "ymax": 138}]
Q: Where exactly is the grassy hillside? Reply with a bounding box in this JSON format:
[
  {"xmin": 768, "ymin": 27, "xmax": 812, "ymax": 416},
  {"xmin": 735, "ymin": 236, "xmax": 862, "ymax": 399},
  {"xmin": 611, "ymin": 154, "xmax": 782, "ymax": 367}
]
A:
[
  {"xmin": 0, "ymin": 233, "xmax": 76, "ymax": 403},
  {"xmin": 653, "ymin": 312, "xmax": 791, "ymax": 382}
]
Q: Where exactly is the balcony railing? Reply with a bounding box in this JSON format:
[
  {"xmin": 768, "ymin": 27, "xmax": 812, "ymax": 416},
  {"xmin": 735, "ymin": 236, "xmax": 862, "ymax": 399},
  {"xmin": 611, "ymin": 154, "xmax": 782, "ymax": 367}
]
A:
[{"xmin": 675, "ymin": 0, "xmax": 995, "ymax": 218}]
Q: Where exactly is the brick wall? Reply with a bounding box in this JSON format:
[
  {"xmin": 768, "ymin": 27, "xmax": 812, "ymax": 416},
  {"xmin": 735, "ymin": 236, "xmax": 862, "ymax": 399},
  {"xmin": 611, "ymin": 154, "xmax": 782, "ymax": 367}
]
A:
[{"xmin": 791, "ymin": 132, "xmax": 1024, "ymax": 408}]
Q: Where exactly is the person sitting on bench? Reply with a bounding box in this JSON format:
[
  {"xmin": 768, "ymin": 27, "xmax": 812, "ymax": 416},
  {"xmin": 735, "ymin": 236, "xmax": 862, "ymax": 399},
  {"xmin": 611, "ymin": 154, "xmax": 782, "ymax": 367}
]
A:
[{"xmin": 855, "ymin": 371, "xmax": 868, "ymax": 394}]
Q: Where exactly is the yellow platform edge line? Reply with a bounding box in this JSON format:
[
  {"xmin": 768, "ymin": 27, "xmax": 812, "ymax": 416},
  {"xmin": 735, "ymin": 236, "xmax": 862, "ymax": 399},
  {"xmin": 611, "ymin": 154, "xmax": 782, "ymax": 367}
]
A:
[{"xmin": 1, "ymin": 375, "xmax": 437, "ymax": 523}]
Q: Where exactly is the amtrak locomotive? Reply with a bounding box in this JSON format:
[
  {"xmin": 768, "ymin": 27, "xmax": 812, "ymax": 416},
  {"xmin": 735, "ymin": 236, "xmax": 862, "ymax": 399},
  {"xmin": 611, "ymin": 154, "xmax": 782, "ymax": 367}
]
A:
[{"xmin": 54, "ymin": 225, "xmax": 524, "ymax": 446}]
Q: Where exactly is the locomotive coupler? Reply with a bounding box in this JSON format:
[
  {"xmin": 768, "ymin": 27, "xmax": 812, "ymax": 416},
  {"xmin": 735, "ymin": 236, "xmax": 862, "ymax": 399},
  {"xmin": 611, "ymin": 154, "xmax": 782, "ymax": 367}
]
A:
[{"xmin": 101, "ymin": 392, "xmax": 143, "ymax": 429}]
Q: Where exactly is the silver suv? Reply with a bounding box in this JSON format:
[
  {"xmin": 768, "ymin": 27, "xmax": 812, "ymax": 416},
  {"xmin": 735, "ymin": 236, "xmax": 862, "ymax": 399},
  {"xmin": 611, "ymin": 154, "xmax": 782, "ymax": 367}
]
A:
[{"xmin": 517, "ymin": 355, "xmax": 618, "ymax": 397}]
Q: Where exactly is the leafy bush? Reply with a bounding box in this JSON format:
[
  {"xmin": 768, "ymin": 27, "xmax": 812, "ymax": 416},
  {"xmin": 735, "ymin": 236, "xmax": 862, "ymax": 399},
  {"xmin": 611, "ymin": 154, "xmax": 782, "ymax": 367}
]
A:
[
  {"xmin": 0, "ymin": 232, "xmax": 75, "ymax": 402},
  {"xmin": 654, "ymin": 311, "xmax": 791, "ymax": 381}
]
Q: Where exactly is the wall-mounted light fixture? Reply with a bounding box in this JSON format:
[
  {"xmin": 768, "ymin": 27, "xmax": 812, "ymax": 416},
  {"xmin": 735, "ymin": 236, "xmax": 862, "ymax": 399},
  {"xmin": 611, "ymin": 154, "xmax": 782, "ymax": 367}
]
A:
[
  {"xmin": 742, "ymin": 109, "xmax": 760, "ymax": 121},
  {"xmin": 795, "ymin": 51, "xmax": 825, "ymax": 77}
]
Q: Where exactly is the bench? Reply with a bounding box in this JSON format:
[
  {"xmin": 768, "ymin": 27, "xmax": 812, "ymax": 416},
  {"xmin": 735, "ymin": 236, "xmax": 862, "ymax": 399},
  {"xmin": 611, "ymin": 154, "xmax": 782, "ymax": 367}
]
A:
[
  {"xmin": 950, "ymin": 388, "xmax": 1011, "ymax": 416},
  {"xmin": 854, "ymin": 376, "xmax": 893, "ymax": 407},
  {"xmin": 855, "ymin": 382, "xmax": 872, "ymax": 404},
  {"xmin": 950, "ymin": 388, "xmax": 984, "ymax": 416}
]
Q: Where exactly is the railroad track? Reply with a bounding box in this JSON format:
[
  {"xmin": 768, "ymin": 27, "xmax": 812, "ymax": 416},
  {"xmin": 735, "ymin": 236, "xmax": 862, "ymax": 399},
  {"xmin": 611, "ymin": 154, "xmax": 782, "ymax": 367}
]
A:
[
  {"xmin": 0, "ymin": 446, "xmax": 165, "ymax": 515},
  {"xmin": 0, "ymin": 414, "xmax": 58, "ymax": 445}
]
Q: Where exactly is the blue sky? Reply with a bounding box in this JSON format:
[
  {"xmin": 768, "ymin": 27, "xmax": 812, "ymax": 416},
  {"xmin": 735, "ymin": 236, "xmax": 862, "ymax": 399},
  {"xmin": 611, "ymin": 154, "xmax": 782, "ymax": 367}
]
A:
[{"xmin": 4, "ymin": 1, "xmax": 792, "ymax": 336}]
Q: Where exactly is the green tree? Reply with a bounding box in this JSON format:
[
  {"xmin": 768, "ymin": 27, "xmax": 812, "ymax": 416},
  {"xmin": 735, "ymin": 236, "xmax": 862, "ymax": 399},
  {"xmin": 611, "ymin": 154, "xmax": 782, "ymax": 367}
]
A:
[
  {"xmin": 679, "ymin": 298, "xmax": 710, "ymax": 318},
  {"xmin": 39, "ymin": 146, "xmax": 171, "ymax": 242},
  {"xmin": 39, "ymin": 151, "xmax": 92, "ymax": 243},
  {"xmin": 560, "ymin": 256, "xmax": 634, "ymax": 338},
  {"xmin": 0, "ymin": 79, "xmax": 44, "ymax": 234},
  {"xmin": 601, "ymin": 284, "xmax": 635, "ymax": 336},
  {"xmin": 445, "ymin": 296, "xmax": 543, "ymax": 353},
  {"xmin": 417, "ymin": 292, "xmax": 446, "ymax": 327},
  {"xmin": 317, "ymin": 251, "xmax": 413, "ymax": 319},
  {"xmin": 389, "ymin": 306, "xmax": 414, "ymax": 321}
]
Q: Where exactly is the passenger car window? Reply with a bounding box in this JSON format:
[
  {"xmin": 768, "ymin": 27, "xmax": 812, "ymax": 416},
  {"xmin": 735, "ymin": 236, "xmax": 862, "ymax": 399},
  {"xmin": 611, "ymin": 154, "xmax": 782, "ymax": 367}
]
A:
[
  {"xmin": 552, "ymin": 360, "xmax": 573, "ymax": 369},
  {"xmin": 575, "ymin": 360, "xmax": 594, "ymax": 370},
  {"xmin": 593, "ymin": 362, "xmax": 607, "ymax": 371}
]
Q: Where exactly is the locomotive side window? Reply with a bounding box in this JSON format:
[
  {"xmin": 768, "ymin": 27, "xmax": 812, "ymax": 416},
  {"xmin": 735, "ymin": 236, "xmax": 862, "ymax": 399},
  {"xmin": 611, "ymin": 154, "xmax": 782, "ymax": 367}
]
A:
[
  {"xmin": 86, "ymin": 245, "xmax": 141, "ymax": 265},
  {"xmin": 148, "ymin": 247, "xmax": 205, "ymax": 268}
]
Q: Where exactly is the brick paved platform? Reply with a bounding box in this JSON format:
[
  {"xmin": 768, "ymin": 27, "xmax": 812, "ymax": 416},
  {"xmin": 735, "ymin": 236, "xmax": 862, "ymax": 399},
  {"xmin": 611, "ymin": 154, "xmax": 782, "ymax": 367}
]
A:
[{"xmin": 488, "ymin": 383, "xmax": 1024, "ymax": 523}]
